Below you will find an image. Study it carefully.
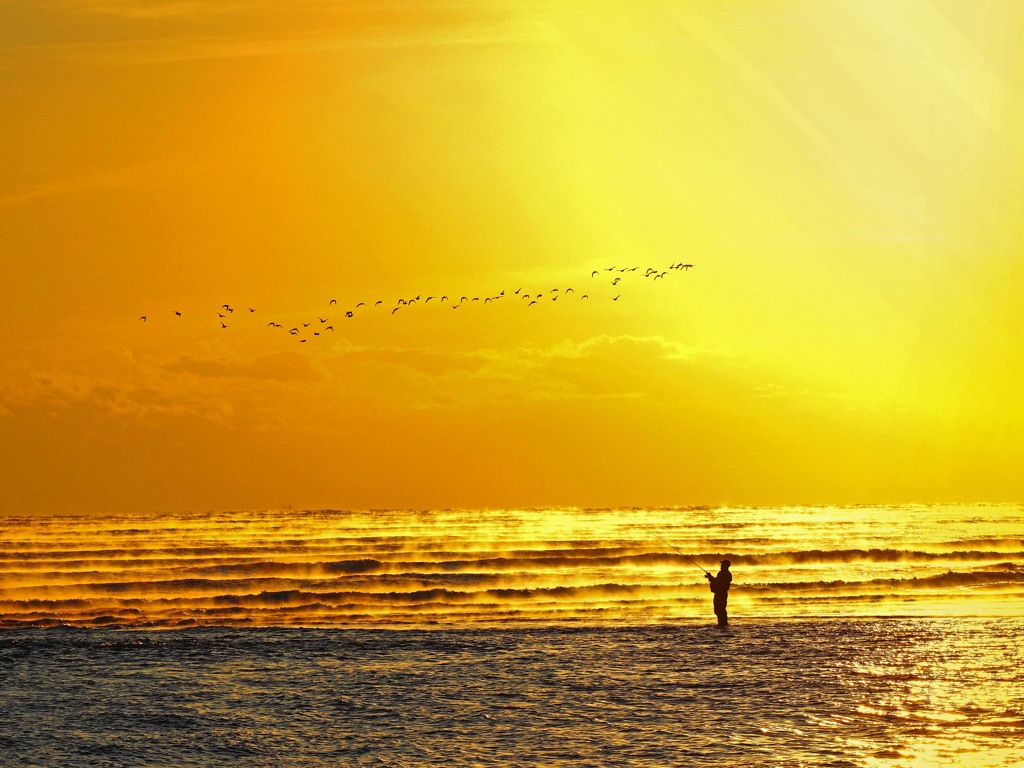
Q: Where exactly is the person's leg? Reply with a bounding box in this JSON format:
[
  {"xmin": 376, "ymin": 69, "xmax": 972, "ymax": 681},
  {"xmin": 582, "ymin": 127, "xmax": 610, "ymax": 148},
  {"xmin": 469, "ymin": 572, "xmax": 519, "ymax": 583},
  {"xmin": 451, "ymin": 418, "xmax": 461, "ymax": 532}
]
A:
[{"xmin": 714, "ymin": 594, "xmax": 728, "ymax": 626}]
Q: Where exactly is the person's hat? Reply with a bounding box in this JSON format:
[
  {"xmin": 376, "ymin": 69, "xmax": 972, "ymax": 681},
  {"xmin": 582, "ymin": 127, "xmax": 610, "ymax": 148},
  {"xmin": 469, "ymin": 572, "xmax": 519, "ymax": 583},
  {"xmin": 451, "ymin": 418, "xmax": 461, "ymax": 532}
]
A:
[{"xmin": 720, "ymin": 559, "xmax": 731, "ymax": 567}]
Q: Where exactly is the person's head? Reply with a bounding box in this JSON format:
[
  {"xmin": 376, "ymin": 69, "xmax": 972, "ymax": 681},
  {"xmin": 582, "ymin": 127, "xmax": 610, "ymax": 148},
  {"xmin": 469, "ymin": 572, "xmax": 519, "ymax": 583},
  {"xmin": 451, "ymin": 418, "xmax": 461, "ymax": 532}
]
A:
[{"xmin": 720, "ymin": 559, "xmax": 731, "ymax": 570}]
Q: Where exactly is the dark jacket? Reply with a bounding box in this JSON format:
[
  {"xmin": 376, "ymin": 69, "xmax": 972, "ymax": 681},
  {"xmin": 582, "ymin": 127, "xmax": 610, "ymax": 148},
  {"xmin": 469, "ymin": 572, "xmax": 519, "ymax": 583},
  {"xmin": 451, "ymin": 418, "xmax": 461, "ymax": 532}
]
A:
[{"xmin": 707, "ymin": 568, "xmax": 732, "ymax": 594}]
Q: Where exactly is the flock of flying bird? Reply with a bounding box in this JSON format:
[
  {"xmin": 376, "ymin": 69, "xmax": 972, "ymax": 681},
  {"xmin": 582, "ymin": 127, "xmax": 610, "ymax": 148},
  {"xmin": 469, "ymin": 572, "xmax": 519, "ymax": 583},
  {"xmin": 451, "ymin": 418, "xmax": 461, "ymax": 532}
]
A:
[{"xmin": 138, "ymin": 262, "xmax": 695, "ymax": 344}]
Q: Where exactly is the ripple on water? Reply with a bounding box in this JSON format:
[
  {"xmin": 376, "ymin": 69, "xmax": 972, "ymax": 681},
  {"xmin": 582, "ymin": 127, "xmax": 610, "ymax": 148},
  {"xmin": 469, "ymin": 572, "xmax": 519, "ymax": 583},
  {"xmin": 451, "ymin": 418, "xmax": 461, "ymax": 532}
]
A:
[{"xmin": 0, "ymin": 619, "xmax": 1022, "ymax": 767}]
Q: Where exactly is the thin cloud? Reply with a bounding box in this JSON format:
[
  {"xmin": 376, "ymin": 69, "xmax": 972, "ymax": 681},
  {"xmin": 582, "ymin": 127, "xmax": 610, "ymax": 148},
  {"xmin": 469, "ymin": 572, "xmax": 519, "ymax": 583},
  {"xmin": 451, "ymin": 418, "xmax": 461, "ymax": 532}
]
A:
[
  {"xmin": 562, "ymin": 334, "xmax": 709, "ymax": 363},
  {"xmin": 72, "ymin": 0, "xmax": 215, "ymax": 18},
  {"xmin": 0, "ymin": 159, "xmax": 194, "ymax": 207},
  {"xmin": 314, "ymin": 336, "xmax": 713, "ymax": 408},
  {"xmin": 164, "ymin": 352, "xmax": 323, "ymax": 383},
  {"xmin": 6, "ymin": 1, "xmax": 556, "ymax": 63}
]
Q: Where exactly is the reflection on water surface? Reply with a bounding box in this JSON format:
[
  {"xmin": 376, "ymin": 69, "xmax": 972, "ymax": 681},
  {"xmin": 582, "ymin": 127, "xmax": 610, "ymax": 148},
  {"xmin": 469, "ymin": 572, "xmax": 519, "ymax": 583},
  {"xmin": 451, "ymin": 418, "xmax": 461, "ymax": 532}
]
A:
[
  {"xmin": 1, "ymin": 504, "xmax": 1021, "ymax": 628},
  {"xmin": 1, "ymin": 619, "xmax": 1021, "ymax": 767}
]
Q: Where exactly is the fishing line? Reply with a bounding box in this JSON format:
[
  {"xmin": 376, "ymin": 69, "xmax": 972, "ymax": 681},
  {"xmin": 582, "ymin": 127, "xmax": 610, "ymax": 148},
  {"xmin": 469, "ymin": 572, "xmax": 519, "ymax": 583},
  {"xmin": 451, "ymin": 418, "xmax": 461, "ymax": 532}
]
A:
[{"xmin": 642, "ymin": 526, "xmax": 710, "ymax": 575}]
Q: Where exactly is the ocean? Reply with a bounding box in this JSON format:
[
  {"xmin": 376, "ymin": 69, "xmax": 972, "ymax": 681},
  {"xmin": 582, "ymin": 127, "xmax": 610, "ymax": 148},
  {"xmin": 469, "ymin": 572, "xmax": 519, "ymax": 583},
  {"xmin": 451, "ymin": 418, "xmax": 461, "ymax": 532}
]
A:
[{"xmin": 2, "ymin": 504, "xmax": 1022, "ymax": 766}]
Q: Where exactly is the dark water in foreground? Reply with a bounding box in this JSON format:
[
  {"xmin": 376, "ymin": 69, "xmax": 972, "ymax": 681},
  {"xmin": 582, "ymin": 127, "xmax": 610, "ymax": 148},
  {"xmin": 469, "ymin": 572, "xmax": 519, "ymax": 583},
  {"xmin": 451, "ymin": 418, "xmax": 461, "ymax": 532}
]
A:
[{"xmin": 2, "ymin": 619, "xmax": 1022, "ymax": 767}]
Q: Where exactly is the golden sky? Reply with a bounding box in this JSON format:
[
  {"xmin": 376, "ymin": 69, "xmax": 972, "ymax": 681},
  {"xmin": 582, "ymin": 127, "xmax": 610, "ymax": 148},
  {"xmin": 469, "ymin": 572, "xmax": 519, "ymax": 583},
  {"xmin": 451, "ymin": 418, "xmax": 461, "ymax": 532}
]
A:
[{"xmin": 2, "ymin": 0, "xmax": 1023, "ymax": 515}]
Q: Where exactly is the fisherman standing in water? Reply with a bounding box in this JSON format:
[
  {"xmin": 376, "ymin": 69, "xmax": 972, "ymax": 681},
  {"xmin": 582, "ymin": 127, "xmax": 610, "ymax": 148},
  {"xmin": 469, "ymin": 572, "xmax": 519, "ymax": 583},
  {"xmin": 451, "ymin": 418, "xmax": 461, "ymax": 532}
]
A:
[{"xmin": 705, "ymin": 559, "xmax": 732, "ymax": 627}]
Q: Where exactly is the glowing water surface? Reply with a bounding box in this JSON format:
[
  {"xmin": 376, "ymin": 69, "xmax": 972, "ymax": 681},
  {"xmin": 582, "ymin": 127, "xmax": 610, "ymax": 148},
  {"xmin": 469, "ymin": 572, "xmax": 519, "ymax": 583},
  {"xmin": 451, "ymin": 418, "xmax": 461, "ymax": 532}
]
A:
[
  {"xmin": 2, "ymin": 506, "xmax": 1022, "ymax": 766},
  {"xmin": 2, "ymin": 620, "xmax": 1022, "ymax": 767},
  {"xmin": 1, "ymin": 505, "xmax": 1021, "ymax": 627}
]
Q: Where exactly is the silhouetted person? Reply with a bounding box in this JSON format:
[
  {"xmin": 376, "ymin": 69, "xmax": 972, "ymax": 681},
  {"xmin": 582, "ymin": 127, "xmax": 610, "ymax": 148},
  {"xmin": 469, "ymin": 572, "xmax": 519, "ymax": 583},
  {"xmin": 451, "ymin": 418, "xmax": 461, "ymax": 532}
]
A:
[{"xmin": 705, "ymin": 560, "xmax": 732, "ymax": 627}]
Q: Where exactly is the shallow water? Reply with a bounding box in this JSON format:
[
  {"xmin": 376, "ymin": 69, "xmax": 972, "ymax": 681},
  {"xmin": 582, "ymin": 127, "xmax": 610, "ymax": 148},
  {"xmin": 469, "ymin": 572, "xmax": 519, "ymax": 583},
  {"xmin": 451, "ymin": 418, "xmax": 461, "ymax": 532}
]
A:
[
  {"xmin": 2, "ymin": 619, "xmax": 1022, "ymax": 767},
  {"xmin": 2, "ymin": 505, "xmax": 1022, "ymax": 766},
  {"xmin": 1, "ymin": 505, "xmax": 1022, "ymax": 628}
]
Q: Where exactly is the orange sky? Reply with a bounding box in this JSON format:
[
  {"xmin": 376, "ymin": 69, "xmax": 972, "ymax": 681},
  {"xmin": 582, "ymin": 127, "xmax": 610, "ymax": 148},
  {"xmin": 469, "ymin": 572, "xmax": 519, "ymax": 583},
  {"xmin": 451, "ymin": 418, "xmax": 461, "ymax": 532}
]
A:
[{"xmin": 2, "ymin": 1, "xmax": 1023, "ymax": 515}]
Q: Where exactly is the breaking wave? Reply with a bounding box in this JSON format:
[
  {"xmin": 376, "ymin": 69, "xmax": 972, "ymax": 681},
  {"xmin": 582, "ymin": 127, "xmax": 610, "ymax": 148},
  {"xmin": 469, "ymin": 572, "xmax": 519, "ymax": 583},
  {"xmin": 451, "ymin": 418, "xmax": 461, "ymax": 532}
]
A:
[{"xmin": 2, "ymin": 505, "xmax": 1022, "ymax": 628}]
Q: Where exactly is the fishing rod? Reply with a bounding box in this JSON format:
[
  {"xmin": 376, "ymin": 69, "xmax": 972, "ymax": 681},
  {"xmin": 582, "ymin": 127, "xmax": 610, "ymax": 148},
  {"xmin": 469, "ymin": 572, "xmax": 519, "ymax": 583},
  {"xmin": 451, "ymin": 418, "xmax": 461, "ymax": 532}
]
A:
[{"xmin": 643, "ymin": 526, "xmax": 711, "ymax": 575}]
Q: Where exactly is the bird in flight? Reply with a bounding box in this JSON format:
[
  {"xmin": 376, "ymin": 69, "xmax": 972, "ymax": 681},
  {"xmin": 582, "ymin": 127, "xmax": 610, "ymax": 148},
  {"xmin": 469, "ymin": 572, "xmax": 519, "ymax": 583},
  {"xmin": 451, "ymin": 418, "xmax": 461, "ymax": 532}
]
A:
[{"xmin": 137, "ymin": 258, "xmax": 695, "ymax": 343}]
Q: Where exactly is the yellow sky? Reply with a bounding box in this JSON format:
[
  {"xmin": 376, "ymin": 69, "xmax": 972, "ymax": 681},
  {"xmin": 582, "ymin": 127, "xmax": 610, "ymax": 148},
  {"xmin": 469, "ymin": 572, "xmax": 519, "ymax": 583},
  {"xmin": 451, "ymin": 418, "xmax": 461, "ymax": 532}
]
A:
[{"xmin": 2, "ymin": 0, "xmax": 1023, "ymax": 515}]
